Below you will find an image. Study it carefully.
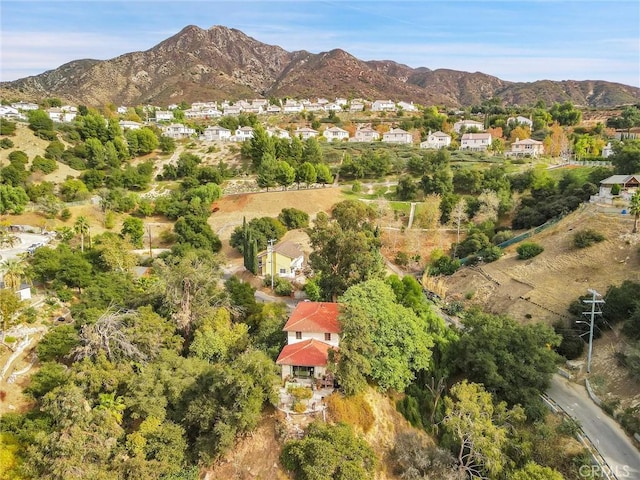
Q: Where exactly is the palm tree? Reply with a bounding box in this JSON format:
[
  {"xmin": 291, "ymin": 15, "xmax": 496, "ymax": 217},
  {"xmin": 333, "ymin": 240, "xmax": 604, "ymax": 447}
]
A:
[
  {"xmin": 1, "ymin": 258, "xmax": 27, "ymax": 291},
  {"xmin": 74, "ymin": 216, "xmax": 90, "ymax": 252},
  {"xmin": 0, "ymin": 231, "xmax": 19, "ymax": 248},
  {"xmin": 630, "ymin": 192, "xmax": 640, "ymax": 234}
]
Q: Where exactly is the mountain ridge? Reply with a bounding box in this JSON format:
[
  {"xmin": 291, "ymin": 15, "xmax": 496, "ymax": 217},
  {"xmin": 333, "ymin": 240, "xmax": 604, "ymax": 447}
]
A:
[{"xmin": 1, "ymin": 24, "xmax": 638, "ymax": 107}]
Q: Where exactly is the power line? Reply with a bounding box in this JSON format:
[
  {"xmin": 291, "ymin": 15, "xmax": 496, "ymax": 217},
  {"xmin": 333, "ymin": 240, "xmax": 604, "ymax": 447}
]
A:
[{"xmin": 581, "ymin": 289, "xmax": 604, "ymax": 374}]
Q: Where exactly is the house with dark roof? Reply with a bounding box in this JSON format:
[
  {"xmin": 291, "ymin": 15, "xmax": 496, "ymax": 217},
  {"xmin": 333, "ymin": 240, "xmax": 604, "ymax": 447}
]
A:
[{"xmin": 276, "ymin": 302, "xmax": 340, "ymax": 381}]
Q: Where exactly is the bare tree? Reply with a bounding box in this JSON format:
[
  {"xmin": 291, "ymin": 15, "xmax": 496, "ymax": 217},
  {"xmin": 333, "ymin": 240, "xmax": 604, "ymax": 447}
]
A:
[{"xmin": 72, "ymin": 309, "xmax": 146, "ymax": 363}]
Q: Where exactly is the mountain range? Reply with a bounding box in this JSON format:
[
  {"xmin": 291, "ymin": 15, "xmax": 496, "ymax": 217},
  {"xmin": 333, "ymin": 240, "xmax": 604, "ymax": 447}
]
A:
[{"xmin": 1, "ymin": 25, "xmax": 638, "ymax": 108}]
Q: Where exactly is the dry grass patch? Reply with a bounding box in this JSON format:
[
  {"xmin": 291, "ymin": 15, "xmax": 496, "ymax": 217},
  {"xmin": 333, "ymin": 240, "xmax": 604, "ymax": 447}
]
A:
[{"xmin": 325, "ymin": 393, "xmax": 375, "ymax": 433}]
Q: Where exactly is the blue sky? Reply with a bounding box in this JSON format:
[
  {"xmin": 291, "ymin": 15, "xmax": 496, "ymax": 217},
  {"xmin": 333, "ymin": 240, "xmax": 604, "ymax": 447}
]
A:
[{"xmin": 1, "ymin": 0, "xmax": 639, "ymax": 86}]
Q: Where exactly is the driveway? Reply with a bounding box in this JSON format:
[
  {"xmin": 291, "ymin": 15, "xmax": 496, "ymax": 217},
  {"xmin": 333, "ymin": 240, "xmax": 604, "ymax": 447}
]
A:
[
  {"xmin": 0, "ymin": 232, "xmax": 52, "ymax": 263},
  {"xmin": 547, "ymin": 375, "xmax": 640, "ymax": 478}
]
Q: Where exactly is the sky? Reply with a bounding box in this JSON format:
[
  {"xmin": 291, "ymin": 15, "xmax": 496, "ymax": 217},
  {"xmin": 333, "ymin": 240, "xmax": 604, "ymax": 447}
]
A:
[{"xmin": 1, "ymin": 0, "xmax": 639, "ymax": 87}]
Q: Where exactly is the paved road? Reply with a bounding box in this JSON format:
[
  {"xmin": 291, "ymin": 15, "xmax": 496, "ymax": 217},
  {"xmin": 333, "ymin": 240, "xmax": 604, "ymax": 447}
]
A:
[{"xmin": 547, "ymin": 375, "xmax": 640, "ymax": 478}]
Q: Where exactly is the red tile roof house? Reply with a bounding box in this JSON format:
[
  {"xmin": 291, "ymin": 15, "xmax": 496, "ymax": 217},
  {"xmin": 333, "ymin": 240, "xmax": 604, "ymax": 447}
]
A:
[{"xmin": 276, "ymin": 302, "xmax": 340, "ymax": 383}]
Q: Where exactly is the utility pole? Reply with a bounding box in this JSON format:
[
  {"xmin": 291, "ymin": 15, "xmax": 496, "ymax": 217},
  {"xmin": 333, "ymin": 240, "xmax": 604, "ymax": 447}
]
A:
[
  {"xmin": 147, "ymin": 224, "xmax": 153, "ymax": 259},
  {"xmin": 267, "ymin": 239, "xmax": 276, "ymax": 291},
  {"xmin": 582, "ymin": 289, "xmax": 604, "ymax": 374}
]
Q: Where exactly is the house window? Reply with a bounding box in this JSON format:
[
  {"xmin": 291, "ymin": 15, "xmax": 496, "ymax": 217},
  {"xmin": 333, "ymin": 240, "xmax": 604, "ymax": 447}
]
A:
[
  {"xmin": 296, "ymin": 331, "xmax": 302, "ymax": 340},
  {"xmin": 279, "ymin": 268, "xmax": 287, "ymax": 275},
  {"xmin": 324, "ymin": 333, "xmax": 331, "ymax": 341}
]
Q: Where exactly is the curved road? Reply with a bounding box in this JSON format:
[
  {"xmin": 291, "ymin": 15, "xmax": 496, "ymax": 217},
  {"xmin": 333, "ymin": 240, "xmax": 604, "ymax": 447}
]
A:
[{"xmin": 547, "ymin": 375, "xmax": 640, "ymax": 478}]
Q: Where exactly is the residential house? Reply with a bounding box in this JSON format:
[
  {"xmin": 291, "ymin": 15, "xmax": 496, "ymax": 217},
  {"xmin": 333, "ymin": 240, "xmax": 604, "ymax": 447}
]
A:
[
  {"xmin": 155, "ymin": 110, "xmax": 173, "ymax": 122},
  {"xmin": 397, "ymin": 101, "xmax": 418, "ymax": 112},
  {"xmin": 257, "ymin": 241, "xmax": 304, "ymax": 279},
  {"xmin": 168, "ymin": 104, "xmax": 179, "ymax": 110},
  {"xmin": 460, "ymin": 133, "xmax": 492, "ymax": 151},
  {"xmin": 116, "ymin": 106, "xmax": 129, "ymax": 115},
  {"xmin": 276, "ymin": 302, "xmax": 340, "ymax": 381},
  {"xmin": 349, "ymin": 102, "xmax": 365, "ymax": 112},
  {"xmin": 0, "ymin": 106, "xmax": 21, "ymax": 119},
  {"xmin": 602, "ymin": 143, "xmax": 614, "ymax": 158},
  {"xmin": 266, "ymin": 105, "xmax": 282, "ymax": 114},
  {"xmin": 295, "ymin": 127, "xmax": 319, "ymax": 139},
  {"xmin": 371, "ymin": 100, "xmax": 396, "ymax": 112},
  {"xmin": 283, "ymin": 101, "xmax": 303, "ymax": 114},
  {"xmin": 507, "ymin": 115, "xmax": 534, "ymax": 129},
  {"xmin": 233, "ymin": 126, "xmax": 254, "ymax": 141},
  {"xmin": 506, "ymin": 138, "xmax": 544, "ymax": 157},
  {"xmin": 267, "ymin": 127, "xmax": 291, "ymax": 139},
  {"xmin": 162, "ymin": 123, "xmax": 195, "ymax": 139},
  {"xmin": 420, "ymin": 130, "xmax": 451, "ymax": 149},
  {"xmin": 324, "ymin": 103, "xmax": 342, "ymax": 112},
  {"xmin": 201, "ymin": 125, "xmax": 232, "ymax": 141},
  {"xmin": 47, "ymin": 107, "xmax": 77, "ymax": 123},
  {"xmin": 305, "ymin": 103, "xmax": 325, "ymax": 113},
  {"xmin": 119, "ymin": 120, "xmax": 142, "ymax": 130},
  {"xmin": 11, "ymin": 102, "xmax": 39, "ymax": 111},
  {"xmin": 0, "ymin": 281, "xmax": 31, "ymax": 301},
  {"xmin": 223, "ymin": 105, "xmax": 243, "ymax": 116},
  {"xmin": 252, "ymin": 99, "xmax": 269, "ymax": 108},
  {"xmin": 453, "ymin": 119, "xmax": 484, "ymax": 133},
  {"xmin": 383, "ymin": 127, "xmax": 413, "ymax": 144},
  {"xmin": 243, "ymin": 105, "xmax": 264, "ymax": 115},
  {"xmin": 323, "ymin": 126, "xmax": 349, "ymax": 142},
  {"xmin": 335, "ymin": 98, "xmax": 348, "ymax": 107},
  {"xmin": 597, "ymin": 175, "xmax": 640, "ymax": 199},
  {"xmin": 351, "ymin": 126, "xmax": 380, "ymax": 142}
]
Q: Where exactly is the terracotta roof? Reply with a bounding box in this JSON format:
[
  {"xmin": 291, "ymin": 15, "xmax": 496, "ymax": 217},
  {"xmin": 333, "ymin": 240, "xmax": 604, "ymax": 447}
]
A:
[
  {"xmin": 283, "ymin": 302, "xmax": 341, "ymax": 333},
  {"xmin": 276, "ymin": 339, "xmax": 335, "ymax": 367}
]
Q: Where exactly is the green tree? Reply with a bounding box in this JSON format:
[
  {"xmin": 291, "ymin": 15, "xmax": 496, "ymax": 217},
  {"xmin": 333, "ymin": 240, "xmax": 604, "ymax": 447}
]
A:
[
  {"xmin": 0, "ymin": 185, "xmax": 29, "ymax": 214},
  {"xmin": 189, "ymin": 308, "xmax": 249, "ymax": 362},
  {"xmin": 309, "ymin": 207, "xmax": 383, "ymax": 301},
  {"xmin": 443, "ymin": 381, "xmax": 525, "ymax": 479},
  {"xmin": 0, "ymin": 288, "xmax": 24, "ymax": 331},
  {"xmin": 315, "ymin": 163, "xmax": 333, "ymax": 185},
  {"xmin": 296, "ymin": 162, "xmax": 317, "ymax": 188},
  {"xmin": 281, "ymin": 422, "xmax": 376, "ymax": 480},
  {"xmin": 337, "ymin": 279, "xmax": 435, "ymax": 394},
  {"xmin": 630, "ymin": 191, "xmax": 640, "ymax": 233},
  {"xmin": 278, "ymin": 208, "xmax": 310, "ymax": 229},
  {"xmin": 257, "ymin": 153, "xmax": 278, "ymax": 191},
  {"xmin": 247, "ymin": 124, "xmax": 275, "ymax": 169},
  {"xmin": 74, "ymin": 216, "xmax": 91, "ymax": 252},
  {"xmin": 60, "ymin": 178, "xmax": 90, "ymax": 202},
  {"xmin": 511, "ymin": 462, "xmax": 564, "ymax": 480},
  {"xmin": 303, "ymin": 137, "xmax": 323, "ymax": 163},
  {"xmin": 173, "ymin": 215, "xmax": 221, "ymax": 252},
  {"xmin": 121, "ymin": 216, "xmax": 145, "ymax": 247},
  {"xmin": 27, "ymin": 109, "xmax": 54, "ymax": 132},
  {"xmin": 36, "ymin": 324, "xmax": 79, "ymax": 362},
  {"xmin": 455, "ymin": 310, "xmax": 561, "ymax": 418},
  {"xmin": 2, "ymin": 257, "xmax": 27, "ymax": 291},
  {"xmin": 275, "ymin": 160, "xmax": 296, "ymax": 190}
]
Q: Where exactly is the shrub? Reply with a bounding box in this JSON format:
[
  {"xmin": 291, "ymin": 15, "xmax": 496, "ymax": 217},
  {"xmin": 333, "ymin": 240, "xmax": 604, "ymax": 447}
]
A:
[
  {"xmin": 351, "ymin": 181, "xmax": 362, "ymax": 193},
  {"xmin": 325, "ymin": 393, "xmax": 374, "ymax": 432},
  {"xmin": 428, "ymin": 255, "xmax": 460, "ymax": 276},
  {"xmin": 491, "ymin": 230, "xmax": 513, "ymax": 245},
  {"xmin": 394, "ymin": 251, "xmax": 409, "ymax": 266},
  {"xmin": 0, "ymin": 120, "xmax": 16, "ymax": 135},
  {"xmin": 59, "ymin": 208, "xmax": 71, "ymax": 221},
  {"xmin": 31, "ymin": 155, "xmax": 58, "ymax": 174},
  {"xmin": 0, "ymin": 138, "xmax": 14, "ymax": 149},
  {"xmin": 274, "ymin": 277, "xmax": 293, "ymax": 296},
  {"xmin": 517, "ymin": 242, "xmax": 544, "ymax": 259},
  {"xmin": 611, "ymin": 184, "xmax": 621, "ymax": 195},
  {"xmin": 573, "ymin": 229, "xmax": 605, "ymax": 248},
  {"xmin": 480, "ymin": 245, "xmax": 503, "ymax": 263},
  {"xmin": 278, "ymin": 207, "xmax": 309, "ymax": 229},
  {"xmin": 304, "ymin": 279, "xmax": 322, "ymax": 301}
]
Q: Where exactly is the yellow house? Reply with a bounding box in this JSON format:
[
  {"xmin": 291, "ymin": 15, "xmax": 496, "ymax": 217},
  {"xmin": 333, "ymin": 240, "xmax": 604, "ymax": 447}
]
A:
[{"xmin": 257, "ymin": 241, "xmax": 304, "ymax": 278}]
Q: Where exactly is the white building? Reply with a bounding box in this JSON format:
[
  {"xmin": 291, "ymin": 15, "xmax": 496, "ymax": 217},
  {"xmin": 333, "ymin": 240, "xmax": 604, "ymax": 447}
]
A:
[
  {"xmin": 460, "ymin": 133, "xmax": 492, "ymax": 151},
  {"xmin": 201, "ymin": 125, "xmax": 232, "ymax": 141},
  {"xmin": 382, "ymin": 128, "xmax": 413, "ymax": 144},
  {"xmin": 294, "ymin": 127, "xmax": 319, "ymax": 139},
  {"xmin": 162, "ymin": 123, "xmax": 195, "ymax": 139},
  {"xmin": 420, "ymin": 131, "xmax": 451, "ymax": 149},
  {"xmin": 267, "ymin": 127, "xmax": 291, "ymax": 139},
  {"xmin": 119, "ymin": 120, "xmax": 142, "ymax": 130},
  {"xmin": 234, "ymin": 126, "xmax": 255, "ymax": 141},
  {"xmin": 371, "ymin": 100, "xmax": 396, "ymax": 112},
  {"xmin": 397, "ymin": 101, "xmax": 418, "ymax": 112},
  {"xmin": 453, "ymin": 119, "xmax": 485, "ymax": 133},
  {"xmin": 351, "ymin": 127, "xmax": 380, "ymax": 142},
  {"xmin": 323, "ymin": 126, "xmax": 349, "ymax": 142}
]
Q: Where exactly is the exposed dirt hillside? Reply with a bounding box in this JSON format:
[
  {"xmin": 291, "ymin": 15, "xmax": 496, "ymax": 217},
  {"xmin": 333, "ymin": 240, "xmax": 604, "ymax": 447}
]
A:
[
  {"xmin": 205, "ymin": 389, "xmax": 425, "ymax": 480},
  {"xmin": 444, "ymin": 204, "xmax": 640, "ymax": 325}
]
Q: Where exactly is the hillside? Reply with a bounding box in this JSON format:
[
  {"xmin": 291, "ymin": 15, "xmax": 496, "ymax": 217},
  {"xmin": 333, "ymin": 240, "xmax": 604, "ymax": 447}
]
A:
[
  {"xmin": 1, "ymin": 25, "xmax": 638, "ymax": 107},
  {"xmin": 442, "ymin": 203, "xmax": 640, "ymax": 324}
]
